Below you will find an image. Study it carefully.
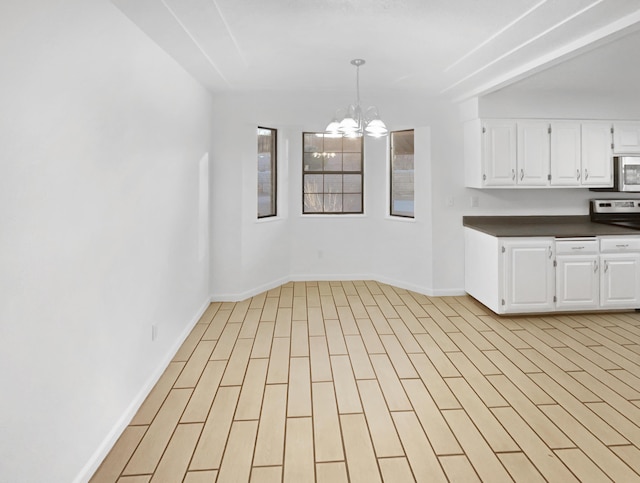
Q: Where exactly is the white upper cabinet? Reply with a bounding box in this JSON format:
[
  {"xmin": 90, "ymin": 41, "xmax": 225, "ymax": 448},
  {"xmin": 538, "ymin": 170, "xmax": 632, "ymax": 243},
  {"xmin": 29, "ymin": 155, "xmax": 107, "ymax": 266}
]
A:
[
  {"xmin": 613, "ymin": 122, "xmax": 640, "ymax": 154},
  {"xmin": 483, "ymin": 120, "xmax": 517, "ymax": 186},
  {"xmin": 550, "ymin": 122, "xmax": 581, "ymax": 186},
  {"xmin": 581, "ymin": 122, "xmax": 613, "ymax": 186},
  {"xmin": 517, "ymin": 121, "xmax": 550, "ymax": 186},
  {"xmin": 464, "ymin": 118, "xmax": 617, "ymax": 189}
]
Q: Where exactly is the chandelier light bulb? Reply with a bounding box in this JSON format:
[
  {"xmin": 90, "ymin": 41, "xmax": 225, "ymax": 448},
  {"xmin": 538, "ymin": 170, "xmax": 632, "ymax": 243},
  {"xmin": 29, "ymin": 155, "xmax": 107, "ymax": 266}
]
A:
[{"xmin": 326, "ymin": 59, "xmax": 387, "ymax": 138}]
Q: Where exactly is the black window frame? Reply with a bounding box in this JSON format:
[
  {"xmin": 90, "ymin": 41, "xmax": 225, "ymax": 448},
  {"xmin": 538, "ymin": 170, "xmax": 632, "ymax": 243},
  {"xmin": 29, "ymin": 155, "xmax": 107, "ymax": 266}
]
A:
[
  {"xmin": 389, "ymin": 129, "xmax": 415, "ymax": 219},
  {"xmin": 257, "ymin": 126, "xmax": 277, "ymax": 219},
  {"xmin": 302, "ymin": 132, "xmax": 364, "ymax": 215}
]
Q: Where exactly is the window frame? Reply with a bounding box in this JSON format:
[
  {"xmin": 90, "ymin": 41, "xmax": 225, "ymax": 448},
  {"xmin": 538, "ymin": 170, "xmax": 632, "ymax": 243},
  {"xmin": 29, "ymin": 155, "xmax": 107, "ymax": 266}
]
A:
[
  {"xmin": 257, "ymin": 126, "xmax": 277, "ymax": 219},
  {"xmin": 389, "ymin": 129, "xmax": 415, "ymax": 219},
  {"xmin": 302, "ymin": 132, "xmax": 364, "ymax": 215}
]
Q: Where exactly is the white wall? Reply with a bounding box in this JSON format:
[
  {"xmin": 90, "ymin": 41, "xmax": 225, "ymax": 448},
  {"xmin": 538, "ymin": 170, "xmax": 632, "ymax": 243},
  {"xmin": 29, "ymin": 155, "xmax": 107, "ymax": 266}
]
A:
[
  {"xmin": 0, "ymin": 1, "xmax": 213, "ymax": 481},
  {"xmin": 209, "ymin": 91, "xmax": 440, "ymax": 299}
]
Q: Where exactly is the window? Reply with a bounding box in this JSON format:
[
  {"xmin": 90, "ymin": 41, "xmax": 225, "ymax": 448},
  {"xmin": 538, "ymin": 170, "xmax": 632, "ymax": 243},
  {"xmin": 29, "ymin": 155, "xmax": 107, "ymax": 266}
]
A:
[
  {"xmin": 257, "ymin": 127, "xmax": 277, "ymax": 218},
  {"xmin": 303, "ymin": 133, "xmax": 363, "ymax": 214},
  {"xmin": 390, "ymin": 130, "xmax": 415, "ymax": 218}
]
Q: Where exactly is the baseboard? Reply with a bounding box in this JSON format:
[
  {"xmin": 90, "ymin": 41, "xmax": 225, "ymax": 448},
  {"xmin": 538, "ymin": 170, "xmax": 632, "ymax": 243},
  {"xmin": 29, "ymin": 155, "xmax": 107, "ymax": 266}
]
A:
[
  {"xmin": 210, "ymin": 274, "xmax": 465, "ymax": 301},
  {"xmin": 210, "ymin": 276, "xmax": 291, "ymax": 302},
  {"xmin": 428, "ymin": 288, "xmax": 467, "ymax": 296},
  {"xmin": 289, "ymin": 273, "xmax": 373, "ymax": 283},
  {"xmin": 74, "ymin": 297, "xmax": 211, "ymax": 483},
  {"xmin": 373, "ymin": 274, "xmax": 432, "ymax": 296},
  {"xmin": 371, "ymin": 274, "xmax": 466, "ymax": 297}
]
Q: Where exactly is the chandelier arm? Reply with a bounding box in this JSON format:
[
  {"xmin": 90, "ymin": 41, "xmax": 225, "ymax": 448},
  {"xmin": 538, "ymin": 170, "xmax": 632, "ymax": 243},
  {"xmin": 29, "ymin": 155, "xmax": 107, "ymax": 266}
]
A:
[{"xmin": 326, "ymin": 58, "xmax": 387, "ymax": 138}]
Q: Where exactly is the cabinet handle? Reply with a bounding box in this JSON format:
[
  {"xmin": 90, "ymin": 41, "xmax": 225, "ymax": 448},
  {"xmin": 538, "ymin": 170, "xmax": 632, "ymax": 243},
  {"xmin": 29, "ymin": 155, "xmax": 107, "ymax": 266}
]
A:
[
  {"xmin": 604, "ymin": 261, "xmax": 609, "ymax": 272},
  {"xmin": 616, "ymin": 244, "xmax": 629, "ymax": 248},
  {"xmin": 576, "ymin": 169, "xmax": 580, "ymax": 180},
  {"xmin": 520, "ymin": 169, "xmax": 524, "ymax": 181},
  {"xmin": 584, "ymin": 169, "xmax": 589, "ymax": 180},
  {"xmin": 594, "ymin": 260, "xmax": 598, "ymax": 272},
  {"xmin": 512, "ymin": 169, "xmax": 516, "ymax": 181},
  {"xmin": 548, "ymin": 247, "xmax": 552, "ymax": 259}
]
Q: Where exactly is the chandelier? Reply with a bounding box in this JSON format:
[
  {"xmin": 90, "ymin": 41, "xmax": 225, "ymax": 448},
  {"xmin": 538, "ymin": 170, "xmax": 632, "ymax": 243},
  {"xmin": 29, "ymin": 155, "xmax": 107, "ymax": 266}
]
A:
[{"xmin": 325, "ymin": 59, "xmax": 388, "ymax": 138}]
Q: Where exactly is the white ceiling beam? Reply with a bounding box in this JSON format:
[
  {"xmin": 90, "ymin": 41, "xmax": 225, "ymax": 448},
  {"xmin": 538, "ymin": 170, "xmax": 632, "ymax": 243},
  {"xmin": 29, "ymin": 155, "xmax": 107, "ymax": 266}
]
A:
[{"xmin": 454, "ymin": 7, "xmax": 640, "ymax": 102}]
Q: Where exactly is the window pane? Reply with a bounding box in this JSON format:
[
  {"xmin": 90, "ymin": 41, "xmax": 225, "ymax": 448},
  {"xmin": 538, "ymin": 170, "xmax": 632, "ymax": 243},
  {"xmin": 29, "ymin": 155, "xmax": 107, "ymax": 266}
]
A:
[
  {"xmin": 343, "ymin": 136, "xmax": 362, "ymax": 152},
  {"xmin": 304, "ymin": 174, "xmax": 323, "ymax": 193},
  {"xmin": 304, "ymin": 153, "xmax": 323, "ymax": 171},
  {"xmin": 304, "ymin": 193, "xmax": 323, "ymax": 212},
  {"xmin": 324, "ymin": 193, "xmax": 343, "ymax": 212},
  {"xmin": 343, "ymin": 194, "xmax": 362, "ymax": 213},
  {"xmin": 258, "ymin": 127, "xmax": 276, "ymax": 218},
  {"xmin": 324, "ymin": 136, "xmax": 342, "ymax": 152},
  {"xmin": 390, "ymin": 130, "xmax": 414, "ymax": 218},
  {"xmin": 324, "ymin": 174, "xmax": 343, "ymax": 193},
  {"xmin": 302, "ymin": 132, "xmax": 363, "ymax": 214},
  {"xmin": 343, "ymin": 174, "xmax": 361, "ymax": 193},
  {"xmin": 343, "ymin": 153, "xmax": 361, "ymax": 171},
  {"xmin": 323, "ymin": 153, "xmax": 342, "ymax": 171},
  {"xmin": 304, "ymin": 133, "xmax": 323, "ymax": 153}
]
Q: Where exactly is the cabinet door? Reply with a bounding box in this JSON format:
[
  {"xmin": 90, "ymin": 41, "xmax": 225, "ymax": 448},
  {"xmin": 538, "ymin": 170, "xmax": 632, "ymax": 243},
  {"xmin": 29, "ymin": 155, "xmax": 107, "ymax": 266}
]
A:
[
  {"xmin": 503, "ymin": 239, "xmax": 555, "ymax": 313},
  {"xmin": 613, "ymin": 122, "xmax": 640, "ymax": 154},
  {"xmin": 550, "ymin": 122, "xmax": 581, "ymax": 186},
  {"xmin": 555, "ymin": 255, "xmax": 599, "ymax": 310},
  {"xmin": 482, "ymin": 120, "xmax": 516, "ymax": 186},
  {"xmin": 600, "ymin": 253, "xmax": 640, "ymax": 308},
  {"xmin": 581, "ymin": 122, "xmax": 613, "ymax": 187},
  {"xmin": 517, "ymin": 121, "xmax": 550, "ymax": 186}
]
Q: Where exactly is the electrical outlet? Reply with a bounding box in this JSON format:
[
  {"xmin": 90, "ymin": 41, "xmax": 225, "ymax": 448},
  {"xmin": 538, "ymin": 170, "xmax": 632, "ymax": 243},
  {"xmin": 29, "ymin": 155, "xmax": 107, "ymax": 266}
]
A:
[
  {"xmin": 446, "ymin": 196, "xmax": 454, "ymax": 207},
  {"xmin": 470, "ymin": 196, "xmax": 479, "ymax": 208},
  {"xmin": 151, "ymin": 324, "xmax": 158, "ymax": 341}
]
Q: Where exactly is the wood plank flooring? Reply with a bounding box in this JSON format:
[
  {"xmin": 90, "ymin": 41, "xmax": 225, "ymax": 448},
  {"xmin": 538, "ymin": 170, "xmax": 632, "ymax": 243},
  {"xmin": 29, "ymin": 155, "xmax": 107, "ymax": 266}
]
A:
[{"xmin": 90, "ymin": 281, "xmax": 640, "ymax": 482}]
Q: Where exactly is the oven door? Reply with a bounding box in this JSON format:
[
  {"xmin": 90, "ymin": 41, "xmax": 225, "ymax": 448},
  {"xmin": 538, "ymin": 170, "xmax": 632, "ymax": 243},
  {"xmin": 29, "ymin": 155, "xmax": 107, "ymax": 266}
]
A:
[{"xmin": 619, "ymin": 156, "xmax": 640, "ymax": 192}]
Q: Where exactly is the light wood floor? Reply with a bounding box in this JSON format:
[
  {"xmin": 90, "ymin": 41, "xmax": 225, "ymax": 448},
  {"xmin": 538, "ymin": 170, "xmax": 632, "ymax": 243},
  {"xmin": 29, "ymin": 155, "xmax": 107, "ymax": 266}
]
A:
[{"xmin": 90, "ymin": 281, "xmax": 640, "ymax": 482}]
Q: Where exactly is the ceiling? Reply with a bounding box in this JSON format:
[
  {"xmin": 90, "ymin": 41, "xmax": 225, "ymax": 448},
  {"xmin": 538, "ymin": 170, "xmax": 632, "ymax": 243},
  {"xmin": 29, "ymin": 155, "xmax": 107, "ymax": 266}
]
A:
[{"xmin": 111, "ymin": 0, "xmax": 640, "ymax": 100}]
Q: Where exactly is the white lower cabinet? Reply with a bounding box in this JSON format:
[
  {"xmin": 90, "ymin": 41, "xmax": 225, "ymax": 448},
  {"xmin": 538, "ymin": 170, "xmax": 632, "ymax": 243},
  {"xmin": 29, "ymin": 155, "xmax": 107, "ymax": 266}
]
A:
[
  {"xmin": 465, "ymin": 228, "xmax": 640, "ymax": 314},
  {"xmin": 503, "ymin": 239, "xmax": 555, "ymax": 313},
  {"xmin": 600, "ymin": 253, "xmax": 640, "ymax": 308},
  {"xmin": 556, "ymin": 255, "xmax": 599, "ymax": 310},
  {"xmin": 464, "ymin": 229, "xmax": 554, "ymax": 314},
  {"xmin": 555, "ymin": 238, "xmax": 599, "ymax": 311}
]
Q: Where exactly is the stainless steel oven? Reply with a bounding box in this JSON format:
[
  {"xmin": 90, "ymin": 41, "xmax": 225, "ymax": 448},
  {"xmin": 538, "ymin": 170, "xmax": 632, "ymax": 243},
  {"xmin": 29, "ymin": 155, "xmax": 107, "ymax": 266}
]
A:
[{"xmin": 591, "ymin": 199, "xmax": 640, "ymax": 229}]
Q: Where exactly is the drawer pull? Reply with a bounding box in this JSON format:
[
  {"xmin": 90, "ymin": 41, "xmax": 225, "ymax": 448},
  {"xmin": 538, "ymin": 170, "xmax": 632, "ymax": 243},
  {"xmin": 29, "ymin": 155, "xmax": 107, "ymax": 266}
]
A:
[
  {"xmin": 572, "ymin": 246, "xmax": 585, "ymax": 250},
  {"xmin": 616, "ymin": 244, "xmax": 629, "ymax": 248}
]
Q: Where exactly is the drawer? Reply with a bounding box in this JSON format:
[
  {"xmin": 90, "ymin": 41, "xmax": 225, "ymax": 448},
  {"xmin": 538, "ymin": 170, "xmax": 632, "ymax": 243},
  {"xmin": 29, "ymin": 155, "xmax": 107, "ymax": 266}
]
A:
[
  {"xmin": 555, "ymin": 238, "xmax": 598, "ymax": 255},
  {"xmin": 600, "ymin": 237, "xmax": 640, "ymax": 253}
]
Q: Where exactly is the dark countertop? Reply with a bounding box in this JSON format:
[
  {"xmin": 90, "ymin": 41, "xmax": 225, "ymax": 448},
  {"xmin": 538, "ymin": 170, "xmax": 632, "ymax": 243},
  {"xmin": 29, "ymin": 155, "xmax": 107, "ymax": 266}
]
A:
[{"xmin": 463, "ymin": 215, "xmax": 640, "ymax": 238}]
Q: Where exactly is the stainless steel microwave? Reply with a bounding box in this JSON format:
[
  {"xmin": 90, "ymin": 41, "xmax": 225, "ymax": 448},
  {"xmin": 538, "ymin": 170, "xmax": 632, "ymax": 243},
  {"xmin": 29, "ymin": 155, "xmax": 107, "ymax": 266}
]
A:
[{"xmin": 591, "ymin": 156, "xmax": 640, "ymax": 192}]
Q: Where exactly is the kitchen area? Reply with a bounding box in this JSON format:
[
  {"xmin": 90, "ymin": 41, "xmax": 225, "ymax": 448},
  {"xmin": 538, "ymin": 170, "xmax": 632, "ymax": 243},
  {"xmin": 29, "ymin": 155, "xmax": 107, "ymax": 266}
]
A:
[{"xmin": 462, "ymin": 116, "xmax": 640, "ymax": 315}]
